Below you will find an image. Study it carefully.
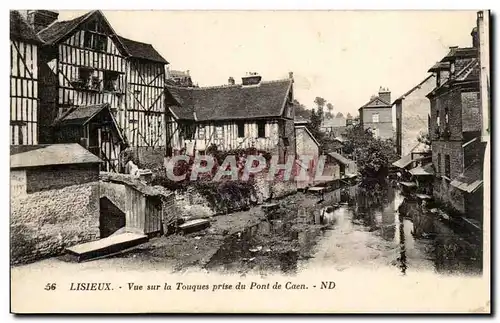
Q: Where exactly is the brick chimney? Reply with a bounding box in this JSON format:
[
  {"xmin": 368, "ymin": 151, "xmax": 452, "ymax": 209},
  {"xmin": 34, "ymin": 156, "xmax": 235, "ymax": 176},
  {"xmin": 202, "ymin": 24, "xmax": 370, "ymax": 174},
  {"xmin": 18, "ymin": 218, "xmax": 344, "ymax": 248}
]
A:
[
  {"xmin": 378, "ymin": 87, "xmax": 391, "ymax": 104},
  {"xmin": 228, "ymin": 76, "xmax": 235, "ymax": 85},
  {"xmin": 26, "ymin": 10, "xmax": 59, "ymax": 33},
  {"xmin": 471, "ymin": 27, "xmax": 479, "ymax": 48},
  {"xmin": 242, "ymin": 72, "xmax": 262, "ymax": 86}
]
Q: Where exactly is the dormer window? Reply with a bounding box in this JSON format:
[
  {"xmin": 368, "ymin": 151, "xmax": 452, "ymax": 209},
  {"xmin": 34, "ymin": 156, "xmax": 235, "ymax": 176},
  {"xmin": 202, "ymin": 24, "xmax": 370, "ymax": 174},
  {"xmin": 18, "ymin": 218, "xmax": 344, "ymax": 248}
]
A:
[{"xmin": 450, "ymin": 62, "xmax": 456, "ymax": 75}]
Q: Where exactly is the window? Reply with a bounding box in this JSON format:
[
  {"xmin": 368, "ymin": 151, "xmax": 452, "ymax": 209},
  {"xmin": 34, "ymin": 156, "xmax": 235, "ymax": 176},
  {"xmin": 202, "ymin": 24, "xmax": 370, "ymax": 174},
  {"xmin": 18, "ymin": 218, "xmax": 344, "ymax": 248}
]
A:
[
  {"xmin": 76, "ymin": 68, "xmax": 100, "ymax": 90},
  {"xmin": 444, "ymin": 107, "xmax": 449, "ymax": 125},
  {"xmin": 437, "ymin": 153, "xmax": 441, "ymax": 175},
  {"xmin": 257, "ymin": 122, "xmax": 266, "ymax": 138},
  {"xmin": 444, "ymin": 154, "xmax": 451, "ymax": 178},
  {"xmin": 17, "ymin": 126, "xmax": 24, "ymax": 145},
  {"xmin": 180, "ymin": 124, "xmax": 195, "ymax": 140},
  {"xmin": 372, "ymin": 128, "xmax": 379, "ymax": 138},
  {"xmin": 372, "ymin": 113, "xmax": 379, "ymax": 123},
  {"xmin": 237, "ymin": 122, "xmax": 245, "ymax": 138},
  {"xmin": 83, "ymin": 31, "xmax": 107, "ymax": 51},
  {"xmin": 215, "ymin": 126, "xmax": 223, "ymax": 139},
  {"xmin": 198, "ymin": 126, "xmax": 205, "ymax": 139},
  {"xmin": 436, "ymin": 110, "xmax": 440, "ymax": 127},
  {"xmin": 103, "ymin": 71, "xmax": 120, "ymax": 91}
]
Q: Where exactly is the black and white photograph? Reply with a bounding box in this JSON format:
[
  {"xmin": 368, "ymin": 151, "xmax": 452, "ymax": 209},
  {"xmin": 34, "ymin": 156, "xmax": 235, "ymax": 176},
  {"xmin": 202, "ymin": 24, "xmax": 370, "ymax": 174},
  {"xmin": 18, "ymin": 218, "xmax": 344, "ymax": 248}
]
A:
[{"xmin": 8, "ymin": 8, "xmax": 491, "ymax": 313}]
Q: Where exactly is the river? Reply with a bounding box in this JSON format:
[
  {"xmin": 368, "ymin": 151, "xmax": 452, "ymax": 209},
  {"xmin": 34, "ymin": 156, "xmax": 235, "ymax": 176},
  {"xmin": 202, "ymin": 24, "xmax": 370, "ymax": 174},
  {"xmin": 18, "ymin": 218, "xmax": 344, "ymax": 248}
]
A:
[{"xmin": 206, "ymin": 183, "xmax": 483, "ymax": 276}]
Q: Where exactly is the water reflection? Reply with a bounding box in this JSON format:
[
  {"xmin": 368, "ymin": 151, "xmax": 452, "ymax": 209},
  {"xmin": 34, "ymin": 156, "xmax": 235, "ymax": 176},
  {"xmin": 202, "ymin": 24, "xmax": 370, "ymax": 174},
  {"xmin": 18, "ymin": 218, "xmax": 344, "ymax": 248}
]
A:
[{"xmin": 207, "ymin": 182, "xmax": 482, "ymax": 276}]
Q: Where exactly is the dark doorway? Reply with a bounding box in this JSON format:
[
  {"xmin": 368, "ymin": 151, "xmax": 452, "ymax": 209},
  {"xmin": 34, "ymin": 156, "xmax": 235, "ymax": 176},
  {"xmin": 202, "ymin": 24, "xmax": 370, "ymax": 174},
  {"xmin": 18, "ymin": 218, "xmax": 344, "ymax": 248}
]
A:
[{"xmin": 99, "ymin": 197, "xmax": 126, "ymax": 238}]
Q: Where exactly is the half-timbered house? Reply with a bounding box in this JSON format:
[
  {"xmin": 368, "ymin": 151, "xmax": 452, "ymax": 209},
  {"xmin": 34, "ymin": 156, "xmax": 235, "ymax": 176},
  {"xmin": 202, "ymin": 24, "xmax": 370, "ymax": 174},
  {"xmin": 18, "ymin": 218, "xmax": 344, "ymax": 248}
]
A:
[
  {"xmin": 10, "ymin": 11, "xmax": 43, "ymax": 145},
  {"xmin": 32, "ymin": 10, "xmax": 168, "ymax": 171},
  {"xmin": 116, "ymin": 35, "xmax": 168, "ymax": 149},
  {"xmin": 165, "ymin": 73, "xmax": 296, "ymax": 161}
]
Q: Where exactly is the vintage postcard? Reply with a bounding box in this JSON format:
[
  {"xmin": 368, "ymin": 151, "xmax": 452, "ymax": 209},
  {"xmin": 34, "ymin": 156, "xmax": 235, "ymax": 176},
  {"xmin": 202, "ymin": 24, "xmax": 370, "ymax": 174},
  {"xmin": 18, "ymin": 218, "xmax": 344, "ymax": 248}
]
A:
[{"xmin": 9, "ymin": 9, "xmax": 491, "ymax": 314}]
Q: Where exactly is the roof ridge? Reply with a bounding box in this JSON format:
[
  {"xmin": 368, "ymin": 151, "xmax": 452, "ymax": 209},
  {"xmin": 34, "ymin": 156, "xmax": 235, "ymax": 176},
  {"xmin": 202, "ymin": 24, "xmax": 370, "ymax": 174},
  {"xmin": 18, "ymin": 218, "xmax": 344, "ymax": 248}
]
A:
[{"xmin": 166, "ymin": 78, "xmax": 291, "ymax": 91}]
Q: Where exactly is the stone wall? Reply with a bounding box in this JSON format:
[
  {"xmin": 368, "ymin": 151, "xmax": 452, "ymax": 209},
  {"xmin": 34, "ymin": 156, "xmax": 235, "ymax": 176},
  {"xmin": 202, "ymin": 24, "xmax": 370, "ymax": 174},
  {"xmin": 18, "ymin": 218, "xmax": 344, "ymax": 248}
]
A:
[
  {"xmin": 26, "ymin": 164, "xmax": 99, "ymax": 193},
  {"xmin": 432, "ymin": 140, "xmax": 464, "ymax": 180},
  {"xmin": 10, "ymin": 182, "xmax": 100, "ymax": 265},
  {"xmin": 253, "ymin": 172, "xmax": 297, "ymax": 201},
  {"xmin": 172, "ymin": 187, "xmax": 215, "ymax": 220},
  {"xmin": 433, "ymin": 177, "xmax": 465, "ymax": 214}
]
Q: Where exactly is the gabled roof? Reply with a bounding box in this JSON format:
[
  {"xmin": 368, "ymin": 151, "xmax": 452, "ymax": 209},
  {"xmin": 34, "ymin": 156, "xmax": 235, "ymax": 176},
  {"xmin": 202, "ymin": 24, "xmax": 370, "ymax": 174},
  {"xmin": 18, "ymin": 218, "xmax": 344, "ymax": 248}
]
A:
[
  {"xmin": 11, "ymin": 143, "xmax": 102, "ymax": 168},
  {"xmin": 10, "ymin": 10, "xmax": 43, "ymax": 44},
  {"xmin": 54, "ymin": 103, "xmax": 125, "ymax": 142},
  {"xmin": 38, "ymin": 10, "xmax": 95, "ymax": 44},
  {"xmin": 116, "ymin": 35, "xmax": 168, "ymax": 64},
  {"xmin": 392, "ymin": 74, "xmax": 435, "ymax": 104},
  {"xmin": 359, "ymin": 96, "xmax": 391, "ymax": 110},
  {"xmin": 166, "ymin": 79, "xmax": 293, "ymax": 121}
]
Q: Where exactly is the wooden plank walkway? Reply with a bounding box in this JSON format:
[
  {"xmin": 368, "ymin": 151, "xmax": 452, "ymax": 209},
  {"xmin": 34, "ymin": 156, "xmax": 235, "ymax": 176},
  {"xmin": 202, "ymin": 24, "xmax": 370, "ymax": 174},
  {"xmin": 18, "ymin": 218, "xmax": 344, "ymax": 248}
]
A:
[{"xmin": 66, "ymin": 232, "xmax": 148, "ymax": 262}]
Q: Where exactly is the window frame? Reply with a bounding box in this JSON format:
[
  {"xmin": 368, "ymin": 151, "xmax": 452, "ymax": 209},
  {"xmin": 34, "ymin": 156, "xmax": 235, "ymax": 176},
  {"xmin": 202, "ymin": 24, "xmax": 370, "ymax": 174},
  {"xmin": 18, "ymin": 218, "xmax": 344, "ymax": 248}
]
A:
[
  {"xmin": 444, "ymin": 154, "xmax": 451, "ymax": 178},
  {"xmin": 237, "ymin": 122, "xmax": 245, "ymax": 138},
  {"xmin": 257, "ymin": 121, "xmax": 266, "ymax": 138},
  {"xmin": 372, "ymin": 113, "xmax": 380, "ymax": 123}
]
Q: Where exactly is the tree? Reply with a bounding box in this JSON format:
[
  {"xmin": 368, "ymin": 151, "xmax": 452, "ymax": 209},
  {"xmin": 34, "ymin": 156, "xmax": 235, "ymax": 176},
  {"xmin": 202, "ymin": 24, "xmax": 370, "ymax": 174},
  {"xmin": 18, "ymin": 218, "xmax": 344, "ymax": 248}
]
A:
[
  {"xmin": 314, "ymin": 97, "xmax": 326, "ymax": 110},
  {"xmin": 308, "ymin": 108, "xmax": 325, "ymax": 150},
  {"xmin": 293, "ymin": 99, "xmax": 312, "ymax": 120},
  {"xmin": 326, "ymin": 102, "xmax": 334, "ymax": 118},
  {"xmin": 342, "ymin": 124, "xmax": 398, "ymax": 180},
  {"xmin": 336, "ymin": 112, "xmax": 344, "ymax": 118}
]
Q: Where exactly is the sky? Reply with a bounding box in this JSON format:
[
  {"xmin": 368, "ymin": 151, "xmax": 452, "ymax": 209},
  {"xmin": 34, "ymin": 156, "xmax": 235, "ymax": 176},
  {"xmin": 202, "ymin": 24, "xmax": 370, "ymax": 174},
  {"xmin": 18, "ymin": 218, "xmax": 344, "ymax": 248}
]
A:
[{"xmin": 58, "ymin": 10, "xmax": 478, "ymax": 116}]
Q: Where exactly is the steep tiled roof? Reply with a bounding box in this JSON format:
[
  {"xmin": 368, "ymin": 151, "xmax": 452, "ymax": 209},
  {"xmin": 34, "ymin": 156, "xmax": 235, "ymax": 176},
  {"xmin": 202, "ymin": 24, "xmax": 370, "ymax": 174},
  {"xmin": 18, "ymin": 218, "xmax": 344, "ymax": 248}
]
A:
[
  {"xmin": 10, "ymin": 10, "xmax": 43, "ymax": 44},
  {"xmin": 116, "ymin": 35, "xmax": 168, "ymax": 64},
  {"xmin": 11, "ymin": 143, "xmax": 102, "ymax": 168},
  {"xmin": 166, "ymin": 79, "xmax": 293, "ymax": 121},
  {"xmin": 440, "ymin": 47, "xmax": 478, "ymax": 62},
  {"xmin": 455, "ymin": 58, "xmax": 480, "ymax": 82},
  {"xmin": 38, "ymin": 10, "xmax": 94, "ymax": 44},
  {"xmin": 427, "ymin": 56, "xmax": 479, "ymax": 98}
]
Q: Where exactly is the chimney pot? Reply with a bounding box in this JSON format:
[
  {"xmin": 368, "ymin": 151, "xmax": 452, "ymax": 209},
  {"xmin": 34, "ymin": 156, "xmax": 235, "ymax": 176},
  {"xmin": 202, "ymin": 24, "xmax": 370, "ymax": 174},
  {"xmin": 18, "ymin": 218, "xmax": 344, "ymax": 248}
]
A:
[
  {"xmin": 228, "ymin": 77, "xmax": 235, "ymax": 85},
  {"xmin": 378, "ymin": 87, "xmax": 391, "ymax": 104}
]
